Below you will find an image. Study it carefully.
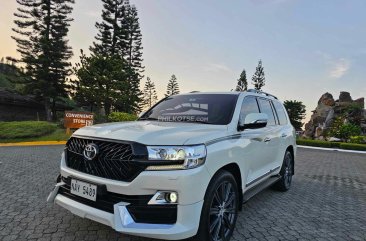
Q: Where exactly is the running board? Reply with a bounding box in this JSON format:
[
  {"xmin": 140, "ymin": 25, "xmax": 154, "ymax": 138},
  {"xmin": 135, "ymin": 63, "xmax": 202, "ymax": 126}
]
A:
[{"xmin": 242, "ymin": 175, "xmax": 281, "ymax": 203}]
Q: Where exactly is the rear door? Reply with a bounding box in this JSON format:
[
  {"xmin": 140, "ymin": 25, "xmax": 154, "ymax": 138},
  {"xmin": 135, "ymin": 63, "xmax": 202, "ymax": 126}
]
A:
[
  {"xmin": 272, "ymin": 100, "xmax": 293, "ymax": 168},
  {"xmin": 256, "ymin": 98, "xmax": 283, "ymax": 173}
]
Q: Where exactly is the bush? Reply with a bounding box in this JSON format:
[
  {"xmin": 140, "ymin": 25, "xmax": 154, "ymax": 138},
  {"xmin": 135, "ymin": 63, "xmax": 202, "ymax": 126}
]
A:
[
  {"xmin": 296, "ymin": 139, "xmax": 332, "ymax": 148},
  {"xmin": 0, "ymin": 121, "xmax": 57, "ymax": 139},
  {"xmin": 108, "ymin": 112, "xmax": 137, "ymax": 122},
  {"xmin": 349, "ymin": 136, "xmax": 366, "ymax": 144},
  {"xmin": 339, "ymin": 143, "xmax": 366, "ymax": 151},
  {"xmin": 328, "ymin": 121, "xmax": 361, "ymax": 141},
  {"xmin": 296, "ymin": 138, "xmax": 366, "ymax": 151}
]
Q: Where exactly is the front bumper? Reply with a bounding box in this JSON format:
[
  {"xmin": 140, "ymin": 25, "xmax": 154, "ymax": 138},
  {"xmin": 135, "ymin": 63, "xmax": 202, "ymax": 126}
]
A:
[
  {"xmin": 50, "ymin": 192, "xmax": 203, "ymax": 240},
  {"xmin": 48, "ymin": 154, "xmax": 211, "ymax": 240}
]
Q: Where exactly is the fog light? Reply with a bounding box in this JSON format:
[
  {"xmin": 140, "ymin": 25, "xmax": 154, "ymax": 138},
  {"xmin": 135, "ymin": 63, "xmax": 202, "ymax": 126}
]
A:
[
  {"xmin": 148, "ymin": 191, "xmax": 179, "ymax": 205},
  {"xmin": 166, "ymin": 192, "xmax": 178, "ymax": 203}
]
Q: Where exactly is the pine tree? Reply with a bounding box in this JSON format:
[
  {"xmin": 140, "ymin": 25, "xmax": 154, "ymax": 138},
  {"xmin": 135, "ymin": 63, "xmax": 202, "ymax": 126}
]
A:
[
  {"xmin": 120, "ymin": 4, "xmax": 144, "ymax": 78},
  {"xmin": 141, "ymin": 77, "xmax": 158, "ymax": 109},
  {"xmin": 85, "ymin": 0, "xmax": 143, "ymax": 114},
  {"xmin": 73, "ymin": 52, "xmax": 131, "ymax": 116},
  {"xmin": 235, "ymin": 69, "xmax": 248, "ymax": 91},
  {"xmin": 165, "ymin": 75, "xmax": 180, "ymax": 97},
  {"xmin": 90, "ymin": 0, "xmax": 126, "ymax": 56},
  {"xmin": 12, "ymin": 0, "xmax": 74, "ymax": 120},
  {"xmin": 252, "ymin": 60, "xmax": 265, "ymax": 91}
]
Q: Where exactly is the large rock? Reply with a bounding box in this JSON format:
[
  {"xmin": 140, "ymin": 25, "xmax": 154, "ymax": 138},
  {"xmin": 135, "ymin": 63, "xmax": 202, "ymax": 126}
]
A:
[
  {"xmin": 355, "ymin": 98, "xmax": 365, "ymax": 109},
  {"xmin": 339, "ymin": 91, "xmax": 352, "ymax": 102},
  {"xmin": 318, "ymin": 92, "xmax": 335, "ymax": 106},
  {"xmin": 303, "ymin": 91, "xmax": 365, "ymax": 138}
]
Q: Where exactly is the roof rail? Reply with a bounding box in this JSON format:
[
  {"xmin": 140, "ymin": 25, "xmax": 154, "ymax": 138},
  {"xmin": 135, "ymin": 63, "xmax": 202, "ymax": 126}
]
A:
[
  {"xmin": 190, "ymin": 91, "xmax": 200, "ymax": 93},
  {"xmin": 246, "ymin": 89, "xmax": 278, "ymax": 99}
]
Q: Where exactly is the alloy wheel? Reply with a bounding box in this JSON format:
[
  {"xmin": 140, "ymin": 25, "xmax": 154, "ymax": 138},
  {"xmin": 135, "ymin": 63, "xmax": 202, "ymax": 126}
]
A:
[{"xmin": 209, "ymin": 181, "xmax": 237, "ymax": 241}]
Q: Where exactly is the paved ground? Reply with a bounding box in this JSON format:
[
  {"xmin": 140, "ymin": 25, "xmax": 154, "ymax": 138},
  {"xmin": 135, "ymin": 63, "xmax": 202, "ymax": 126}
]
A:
[{"xmin": 0, "ymin": 146, "xmax": 365, "ymax": 241}]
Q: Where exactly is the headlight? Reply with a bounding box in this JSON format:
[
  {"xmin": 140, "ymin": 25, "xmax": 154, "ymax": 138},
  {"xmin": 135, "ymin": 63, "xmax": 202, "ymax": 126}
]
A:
[{"xmin": 146, "ymin": 144, "xmax": 206, "ymax": 170}]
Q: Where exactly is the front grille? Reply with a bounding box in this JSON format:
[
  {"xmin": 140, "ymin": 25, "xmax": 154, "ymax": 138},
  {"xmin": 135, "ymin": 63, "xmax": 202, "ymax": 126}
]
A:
[
  {"xmin": 59, "ymin": 177, "xmax": 177, "ymax": 224},
  {"xmin": 65, "ymin": 137, "xmax": 146, "ymax": 182}
]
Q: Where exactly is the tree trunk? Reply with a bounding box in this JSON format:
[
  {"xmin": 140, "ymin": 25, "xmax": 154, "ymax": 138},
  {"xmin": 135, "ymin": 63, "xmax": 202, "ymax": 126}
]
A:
[
  {"xmin": 104, "ymin": 102, "xmax": 111, "ymax": 117},
  {"xmin": 51, "ymin": 99, "xmax": 57, "ymax": 121},
  {"xmin": 44, "ymin": 99, "xmax": 52, "ymax": 121}
]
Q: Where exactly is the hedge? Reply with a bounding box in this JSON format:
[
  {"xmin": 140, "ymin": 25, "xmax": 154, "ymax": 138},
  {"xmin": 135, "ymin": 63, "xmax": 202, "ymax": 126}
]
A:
[
  {"xmin": 108, "ymin": 112, "xmax": 138, "ymax": 122},
  {"xmin": 339, "ymin": 143, "xmax": 366, "ymax": 151},
  {"xmin": 296, "ymin": 139, "xmax": 366, "ymax": 152},
  {"xmin": 0, "ymin": 121, "xmax": 57, "ymax": 139}
]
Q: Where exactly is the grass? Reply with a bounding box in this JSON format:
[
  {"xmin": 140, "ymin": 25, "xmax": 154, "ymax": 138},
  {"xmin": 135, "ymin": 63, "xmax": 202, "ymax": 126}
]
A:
[
  {"xmin": 297, "ymin": 138, "xmax": 366, "ymax": 151},
  {"xmin": 0, "ymin": 121, "xmax": 71, "ymax": 143}
]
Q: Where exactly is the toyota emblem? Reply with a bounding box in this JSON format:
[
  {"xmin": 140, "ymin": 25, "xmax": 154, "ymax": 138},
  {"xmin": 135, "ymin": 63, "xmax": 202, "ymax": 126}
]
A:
[{"xmin": 83, "ymin": 143, "xmax": 99, "ymax": 160}]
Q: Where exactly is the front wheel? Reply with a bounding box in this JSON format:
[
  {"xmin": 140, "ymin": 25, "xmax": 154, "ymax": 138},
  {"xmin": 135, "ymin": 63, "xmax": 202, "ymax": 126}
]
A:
[
  {"xmin": 274, "ymin": 150, "xmax": 293, "ymax": 191},
  {"xmin": 194, "ymin": 170, "xmax": 239, "ymax": 241}
]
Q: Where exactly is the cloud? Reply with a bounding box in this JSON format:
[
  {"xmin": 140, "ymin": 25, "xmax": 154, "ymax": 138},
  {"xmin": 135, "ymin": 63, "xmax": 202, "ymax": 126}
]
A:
[
  {"xmin": 203, "ymin": 63, "xmax": 232, "ymax": 73},
  {"xmin": 329, "ymin": 58, "xmax": 350, "ymax": 78},
  {"xmin": 315, "ymin": 51, "xmax": 350, "ymax": 79}
]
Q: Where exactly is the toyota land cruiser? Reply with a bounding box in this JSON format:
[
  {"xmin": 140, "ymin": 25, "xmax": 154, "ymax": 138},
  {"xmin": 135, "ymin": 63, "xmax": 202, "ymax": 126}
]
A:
[{"xmin": 48, "ymin": 90, "xmax": 296, "ymax": 241}]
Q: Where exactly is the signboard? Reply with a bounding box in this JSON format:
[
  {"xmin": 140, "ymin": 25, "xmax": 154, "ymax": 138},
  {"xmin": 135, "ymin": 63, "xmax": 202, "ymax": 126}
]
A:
[{"xmin": 64, "ymin": 111, "xmax": 94, "ymax": 129}]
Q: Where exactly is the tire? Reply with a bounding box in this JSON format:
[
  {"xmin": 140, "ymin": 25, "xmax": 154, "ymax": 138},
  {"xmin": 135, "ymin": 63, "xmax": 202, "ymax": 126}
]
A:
[
  {"xmin": 273, "ymin": 150, "xmax": 293, "ymax": 192},
  {"xmin": 193, "ymin": 170, "xmax": 239, "ymax": 241}
]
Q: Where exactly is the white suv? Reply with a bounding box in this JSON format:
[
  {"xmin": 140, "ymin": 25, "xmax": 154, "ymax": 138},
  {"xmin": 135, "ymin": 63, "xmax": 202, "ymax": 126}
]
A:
[{"xmin": 48, "ymin": 90, "xmax": 296, "ymax": 241}]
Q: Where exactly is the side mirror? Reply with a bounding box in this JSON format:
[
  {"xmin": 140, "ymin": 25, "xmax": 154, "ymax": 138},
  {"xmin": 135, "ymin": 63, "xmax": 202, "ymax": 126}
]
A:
[
  {"xmin": 138, "ymin": 111, "xmax": 146, "ymax": 118},
  {"xmin": 238, "ymin": 113, "xmax": 268, "ymax": 131}
]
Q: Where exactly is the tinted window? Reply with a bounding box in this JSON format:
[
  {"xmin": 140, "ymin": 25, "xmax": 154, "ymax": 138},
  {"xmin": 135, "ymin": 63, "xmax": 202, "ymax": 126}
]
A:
[
  {"xmin": 257, "ymin": 98, "xmax": 276, "ymax": 126},
  {"xmin": 273, "ymin": 101, "xmax": 288, "ymax": 125},
  {"xmin": 239, "ymin": 97, "xmax": 260, "ymax": 122},
  {"xmin": 141, "ymin": 94, "xmax": 239, "ymax": 125}
]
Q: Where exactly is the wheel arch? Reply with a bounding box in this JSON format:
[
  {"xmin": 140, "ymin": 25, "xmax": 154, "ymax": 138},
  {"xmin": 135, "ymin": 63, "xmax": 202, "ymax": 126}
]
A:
[{"xmin": 213, "ymin": 163, "xmax": 243, "ymax": 211}]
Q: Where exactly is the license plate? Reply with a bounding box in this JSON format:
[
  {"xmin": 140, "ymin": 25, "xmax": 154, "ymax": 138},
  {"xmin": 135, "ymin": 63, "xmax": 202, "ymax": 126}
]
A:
[{"xmin": 70, "ymin": 179, "xmax": 97, "ymax": 201}]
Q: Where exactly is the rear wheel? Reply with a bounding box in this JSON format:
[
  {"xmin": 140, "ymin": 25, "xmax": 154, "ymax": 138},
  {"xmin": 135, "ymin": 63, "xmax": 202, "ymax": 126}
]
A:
[
  {"xmin": 194, "ymin": 170, "xmax": 239, "ymax": 241},
  {"xmin": 274, "ymin": 150, "xmax": 293, "ymax": 191}
]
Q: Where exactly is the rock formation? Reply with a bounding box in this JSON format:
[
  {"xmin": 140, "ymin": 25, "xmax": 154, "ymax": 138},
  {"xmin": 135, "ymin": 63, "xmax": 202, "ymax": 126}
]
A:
[{"xmin": 304, "ymin": 91, "xmax": 366, "ymax": 138}]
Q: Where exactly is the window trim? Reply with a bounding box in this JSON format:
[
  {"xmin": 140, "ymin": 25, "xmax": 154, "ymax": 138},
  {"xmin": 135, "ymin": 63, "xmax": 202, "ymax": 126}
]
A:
[
  {"xmin": 272, "ymin": 100, "xmax": 288, "ymax": 125},
  {"xmin": 239, "ymin": 95, "xmax": 261, "ymax": 124},
  {"xmin": 256, "ymin": 97, "xmax": 278, "ymax": 126}
]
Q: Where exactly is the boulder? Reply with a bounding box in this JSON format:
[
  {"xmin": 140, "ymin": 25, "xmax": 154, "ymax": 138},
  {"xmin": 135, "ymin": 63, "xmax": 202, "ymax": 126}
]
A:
[
  {"xmin": 303, "ymin": 91, "xmax": 365, "ymax": 138},
  {"xmin": 329, "ymin": 137, "xmax": 341, "ymax": 142},
  {"xmin": 318, "ymin": 92, "xmax": 335, "ymax": 106},
  {"xmin": 339, "ymin": 91, "xmax": 352, "ymax": 103},
  {"xmin": 354, "ymin": 98, "xmax": 365, "ymax": 109}
]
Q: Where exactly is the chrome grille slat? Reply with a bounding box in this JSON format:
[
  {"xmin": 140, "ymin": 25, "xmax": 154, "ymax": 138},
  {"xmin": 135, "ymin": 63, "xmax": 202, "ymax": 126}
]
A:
[{"xmin": 65, "ymin": 137, "xmax": 145, "ymax": 182}]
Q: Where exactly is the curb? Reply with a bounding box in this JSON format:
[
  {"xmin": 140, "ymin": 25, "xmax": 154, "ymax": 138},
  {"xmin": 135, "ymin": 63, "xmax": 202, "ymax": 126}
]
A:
[
  {"xmin": 0, "ymin": 141, "xmax": 67, "ymax": 147},
  {"xmin": 298, "ymin": 145, "xmax": 366, "ymax": 154}
]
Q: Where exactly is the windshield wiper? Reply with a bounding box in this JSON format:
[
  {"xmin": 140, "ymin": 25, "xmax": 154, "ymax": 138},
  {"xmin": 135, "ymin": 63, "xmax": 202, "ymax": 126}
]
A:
[
  {"xmin": 138, "ymin": 117, "xmax": 159, "ymax": 121},
  {"xmin": 181, "ymin": 120, "xmax": 213, "ymax": 124}
]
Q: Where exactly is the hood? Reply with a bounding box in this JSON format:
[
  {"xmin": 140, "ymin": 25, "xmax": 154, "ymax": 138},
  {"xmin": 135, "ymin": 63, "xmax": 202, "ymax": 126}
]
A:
[{"xmin": 73, "ymin": 121, "xmax": 228, "ymax": 145}]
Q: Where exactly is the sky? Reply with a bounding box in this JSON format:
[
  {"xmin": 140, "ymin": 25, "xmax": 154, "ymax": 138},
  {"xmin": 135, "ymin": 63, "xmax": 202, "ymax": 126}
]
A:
[{"xmin": 1, "ymin": 0, "xmax": 366, "ymax": 122}]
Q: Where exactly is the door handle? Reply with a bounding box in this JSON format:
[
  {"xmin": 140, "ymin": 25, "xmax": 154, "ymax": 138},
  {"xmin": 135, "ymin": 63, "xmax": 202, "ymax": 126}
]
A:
[
  {"xmin": 281, "ymin": 133, "xmax": 287, "ymax": 138},
  {"xmin": 264, "ymin": 137, "xmax": 271, "ymax": 142}
]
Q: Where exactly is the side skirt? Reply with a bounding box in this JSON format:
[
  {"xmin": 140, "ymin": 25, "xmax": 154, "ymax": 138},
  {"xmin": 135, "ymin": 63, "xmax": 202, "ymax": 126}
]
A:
[{"xmin": 242, "ymin": 175, "xmax": 281, "ymax": 203}]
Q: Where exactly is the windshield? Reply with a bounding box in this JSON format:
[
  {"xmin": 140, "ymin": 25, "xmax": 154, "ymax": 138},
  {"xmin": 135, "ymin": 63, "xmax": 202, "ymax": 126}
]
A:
[{"xmin": 140, "ymin": 94, "xmax": 239, "ymax": 125}]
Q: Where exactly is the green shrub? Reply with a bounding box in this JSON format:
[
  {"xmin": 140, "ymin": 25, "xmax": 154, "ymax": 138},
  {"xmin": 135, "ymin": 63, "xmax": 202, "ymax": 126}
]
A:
[
  {"xmin": 328, "ymin": 121, "xmax": 361, "ymax": 141},
  {"xmin": 339, "ymin": 143, "xmax": 366, "ymax": 151},
  {"xmin": 297, "ymin": 138, "xmax": 366, "ymax": 151},
  {"xmin": 0, "ymin": 121, "xmax": 57, "ymax": 139},
  {"xmin": 108, "ymin": 112, "xmax": 137, "ymax": 122},
  {"xmin": 349, "ymin": 136, "xmax": 366, "ymax": 144},
  {"xmin": 296, "ymin": 139, "xmax": 332, "ymax": 148}
]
